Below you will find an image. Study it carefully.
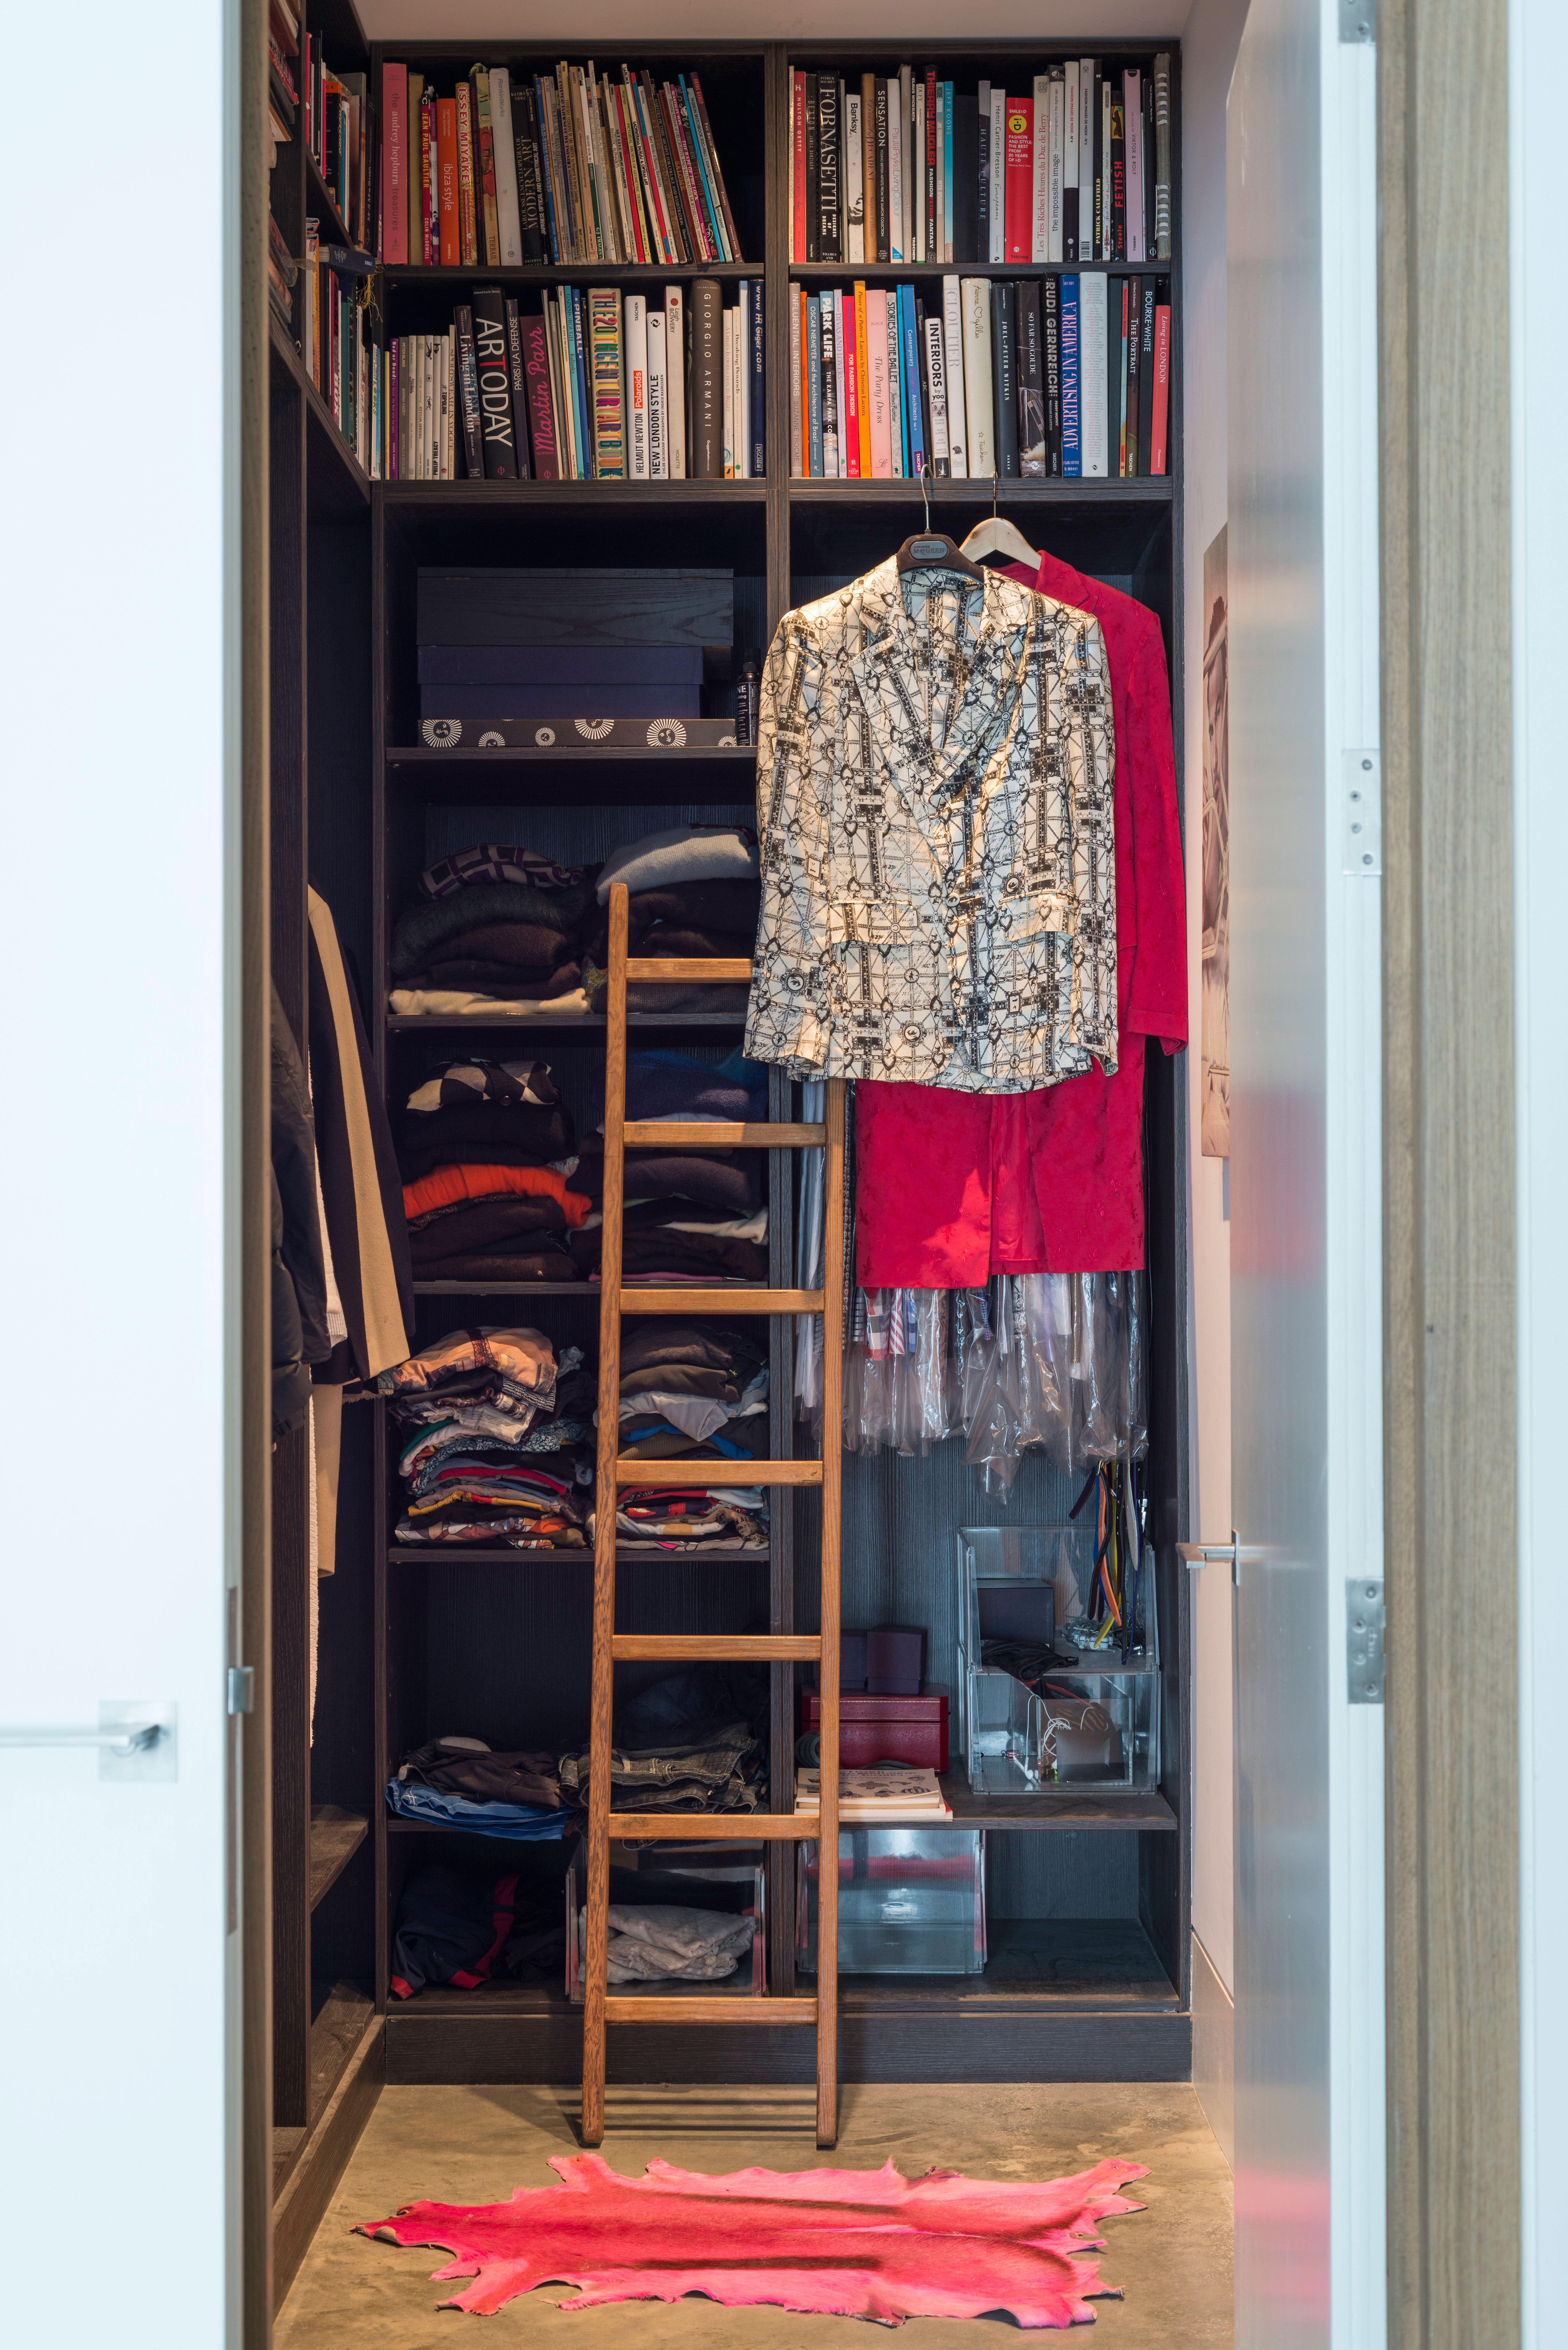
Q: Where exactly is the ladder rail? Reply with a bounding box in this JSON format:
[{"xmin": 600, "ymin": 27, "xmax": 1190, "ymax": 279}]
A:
[{"xmin": 580, "ymin": 883, "xmax": 843, "ymax": 2149}]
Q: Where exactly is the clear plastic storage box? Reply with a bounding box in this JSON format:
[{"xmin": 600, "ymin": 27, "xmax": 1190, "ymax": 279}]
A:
[
  {"xmin": 795, "ymin": 1828, "xmax": 987, "ymax": 1975},
  {"xmin": 956, "ymin": 1526, "xmax": 1160, "ymax": 1795}
]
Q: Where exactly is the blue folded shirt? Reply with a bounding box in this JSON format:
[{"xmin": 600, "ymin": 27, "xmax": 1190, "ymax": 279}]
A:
[{"xmin": 385, "ymin": 1778, "xmax": 571, "ymax": 1840}]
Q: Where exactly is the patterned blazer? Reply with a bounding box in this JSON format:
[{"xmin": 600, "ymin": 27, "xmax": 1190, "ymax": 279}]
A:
[{"xmin": 744, "ymin": 558, "xmax": 1118, "ymax": 1092}]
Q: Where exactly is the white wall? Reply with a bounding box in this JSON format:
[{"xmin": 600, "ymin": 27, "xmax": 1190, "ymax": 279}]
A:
[
  {"xmin": 0, "ymin": 1, "xmax": 237, "ymax": 2341},
  {"xmin": 1511, "ymin": 0, "xmax": 1568, "ymax": 2338},
  {"xmin": 1181, "ymin": 0, "xmax": 1251, "ymax": 2004}
]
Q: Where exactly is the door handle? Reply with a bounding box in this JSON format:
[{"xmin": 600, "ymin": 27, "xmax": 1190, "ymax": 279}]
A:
[
  {"xmin": 0, "ymin": 1700, "xmax": 178, "ymax": 1780},
  {"xmin": 1178, "ymin": 1531, "xmax": 1268, "ymax": 1589}
]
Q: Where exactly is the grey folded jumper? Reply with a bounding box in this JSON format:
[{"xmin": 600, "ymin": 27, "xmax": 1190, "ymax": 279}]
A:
[{"xmin": 589, "ymin": 1903, "xmax": 758, "ymax": 1983}]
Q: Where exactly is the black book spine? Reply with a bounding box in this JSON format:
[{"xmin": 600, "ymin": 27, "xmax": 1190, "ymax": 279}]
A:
[
  {"xmin": 952, "ymin": 93, "xmax": 978, "ymax": 264},
  {"xmin": 1110, "ymin": 81, "xmax": 1127, "ymax": 262},
  {"xmin": 471, "ymin": 288, "xmax": 518, "ymax": 478},
  {"xmin": 1017, "ymin": 278, "xmax": 1044, "ymax": 477},
  {"xmin": 1093, "ymin": 68, "xmax": 1105, "ymax": 260},
  {"xmin": 750, "ymin": 275, "xmax": 766, "ymax": 477},
  {"xmin": 874, "ymin": 80, "xmax": 890, "ymax": 264},
  {"xmin": 514, "ymin": 84, "xmax": 544, "ymax": 262},
  {"xmin": 454, "ymin": 304, "xmax": 485, "ymax": 478},
  {"xmin": 1137, "ymin": 273, "xmax": 1157, "ymax": 477},
  {"xmin": 992, "ymin": 281, "xmax": 1019, "ymax": 478},
  {"xmin": 504, "ymin": 297, "xmax": 531, "ymax": 477},
  {"xmin": 1124, "ymin": 274, "xmax": 1142, "ymax": 475},
  {"xmin": 818, "ymin": 72, "xmax": 841, "ymax": 262},
  {"xmin": 1042, "ymin": 275, "xmax": 1063, "ymax": 476},
  {"xmin": 805, "ymin": 73, "xmax": 821, "ymax": 263},
  {"xmin": 690, "ymin": 275, "xmax": 724, "ymax": 477},
  {"xmin": 976, "ymin": 102, "xmax": 991, "ymax": 263}
]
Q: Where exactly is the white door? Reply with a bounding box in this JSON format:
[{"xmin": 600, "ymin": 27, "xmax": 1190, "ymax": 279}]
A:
[
  {"xmin": 1224, "ymin": 2, "xmax": 1385, "ymax": 2344},
  {"xmin": 0, "ymin": 0, "xmax": 241, "ymax": 2342}
]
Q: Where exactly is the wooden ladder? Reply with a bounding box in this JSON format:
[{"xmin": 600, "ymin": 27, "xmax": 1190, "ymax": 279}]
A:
[{"xmin": 580, "ymin": 882, "xmax": 846, "ymax": 2149}]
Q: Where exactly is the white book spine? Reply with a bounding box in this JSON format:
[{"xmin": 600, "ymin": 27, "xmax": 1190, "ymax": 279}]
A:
[
  {"xmin": 422, "ymin": 335, "xmax": 433, "ymax": 480},
  {"xmin": 625, "ymin": 293, "xmax": 649, "ymax": 479},
  {"xmin": 960, "ymin": 276, "xmax": 994, "ymax": 477},
  {"xmin": 923, "ymin": 315, "xmax": 951, "ymax": 470},
  {"xmin": 490, "ymin": 69, "xmax": 523, "ymax": 265},
  {"xmin": 1080, "ymin": 270, "xmax": 1109, "ymax": 475},
  {"xmin": 1031, "ymin": 74, "xmax": 1051, "ymax": 263},
  {"xmin": 886, "ymin": 286, "xmax": 903, "ymax": 475},
  {"xmin": 988, "ymin": 87, "xmax": 1007, "ymax": 262},
  {"xmin": 832, "ymin": 288, "xmax": 849, "ymax": 481},
  {"xmin": 941, "ymin": 275, "xmax": 967, "ymax": 476},
  {"xmin": 846, "ymin": 93, "xmax": 864, "ymax": 265},
  {"xmin": 645, "ymin": 307, "xmax": 667, "ymax": 477},
  {"xmin": 887, "ymin": 86, "xmax": 903, "ymax": 261},
  {"xmin": 665, "ymin": 285, "xmax": 686, "ymax": 478},
  {"xmin": 1048, "ymin": 74, "xmax": 1064, "ymax": 263},
  {"xmin": 1063, "ymin": 64, "xmax": 1078, "ymax": 259},
  {"xmin": 1126, "ymin": 70, "xmax": 1145, "ymax": 262},
  {"xmin": 721, "ymin": 305, "xmax": 735, "ymax": 479},
  {"xmin": 913, "ymin": 82, "xmax": 925, "ymax": 262},
  {"xmin": 900, "ymin": 66, "xmax": 913, "ymax": 260}
]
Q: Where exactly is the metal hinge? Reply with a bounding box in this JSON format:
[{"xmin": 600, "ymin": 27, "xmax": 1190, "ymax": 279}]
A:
[
  {"xmin": 1344, "ymin": 750, "xmax": 1381, "ymax": 873},
  {"xmin": 1346, "ymin": 1580, "xmax": 1385, "ymax": 1703},
  {"xmin": 227, "ymin": 1666, "xmax": 255, "ymax": 1716},
  {"xmin": 1338, "ymin": 0, "xmax": 1376, "ymax": 42}
]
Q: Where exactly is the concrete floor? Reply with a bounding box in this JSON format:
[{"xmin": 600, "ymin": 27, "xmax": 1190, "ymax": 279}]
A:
[{"xmin": 276, "ymin": 2081, "xmax": 1232, "ymax": 2347}]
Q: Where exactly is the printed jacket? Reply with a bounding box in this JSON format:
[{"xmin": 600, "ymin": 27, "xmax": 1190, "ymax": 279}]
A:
[{"xmin": 744, "ymin": 557, "xmax": 1117, "ymax": 1092}]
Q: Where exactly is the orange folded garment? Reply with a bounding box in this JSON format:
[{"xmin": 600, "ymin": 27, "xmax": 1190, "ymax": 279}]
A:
[{"xmin": 403, "ymin": 1162, "xmax": 592, "ymax": 1228}]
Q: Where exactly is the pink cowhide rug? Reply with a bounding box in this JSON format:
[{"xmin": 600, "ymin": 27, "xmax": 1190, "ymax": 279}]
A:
[{"xmin": 358, "ymin": 2150, "xmax": 1149, "ymax": 2327}]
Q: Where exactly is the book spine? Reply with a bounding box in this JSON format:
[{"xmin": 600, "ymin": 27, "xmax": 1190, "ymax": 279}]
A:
[
  {"xmin": 838, "ymin": 287, "xmax": 859, "ymax": 477},
  {"xmin": 874, "ymin": 81, "xmax": 890, "ymax": 263},
  {"xmin": 624, "ymin": 291, "xmax": 649, "ymax": 478},
  {"xmin": 514, "ymin": 83, "xmax": 545, "ymax": 262},
  {"xmin": 471, "ymin": 287, "xmax": 518, "ymax": 477},
  {"xmin": 1154, "ymin": 55, "xmax": 1172, "ymax": 260},
  {"xmin": 1137, "ymin": 275, "xmax": 1157, "ymax": 474},
  {"xmin": 1004, "ymin": 96, "xmax": 1032, "ymax": 264},
  {"xmin": 406, "ymin": 74, "xmax": 423, "ymax": 262},
  {"xmin": 689, "ymin": 277, "xmax": 723, "ymax": 478},
  {"xmin": 846, "ymin": 91, "xmax": 865, "ymax": 265},
  {"xmin": 818, "ymin": 73, "xmax": 841, "ymax": 263},
  {"xmin": 976, "ymin": 81, "xmax": 991, "ymax": 265},
  {"xmin": 1042, "ymin": 276, "xmax": 1063, "ymax": 475},
  {"xmin": 382, "ymin": 63, "xmax": 407, "ymax": 263},
  {"xmin": 1018, "ymin": 278, "xmax": 1044, "ymax": 477},
  {"xmin": 750, "ymin": 276, "xmax": 766, "ymax": 477},
  {"xmin": 885, "ymin": 284, "xmax": 904, "ymax": 476},
  {"xmin": 898, "ymin": 283, "xmax": 921, "ymax": 478},
  {"xmin": 389, "ymin": 336, "xmax": 400, "ymax": 478},
  {"xmin": 455, "ymin": 83, "xmax": 479, "ymax": 264},
  {"xmin": 992, "ymin": 281, "xmax": 1019, "ymax": 477},
  {"xmin": 789, "ymin": 285, "xmax": 803, "ymax": 473},
  {"xmin": 1078, "ymin": 61, "xmax": 1094, "ymax": 259},
  {"xmin": 617, "ymin": 82, "xmax": 653, "ymax": 264},
  {"xmin": 861, "ymin": 74, "xmax": 878, "ymax": 264},
  {"xmin": 1062, "ymin": 65, "xmax": 1078, "ymax": 263},
  {"xmin": 961, "ymin": 275, "xmax": 994, "ymax": 477},
  {"xmin": 564, "ymin": 288, "xmax": 588, "ymax": 475},
  {"xmin": 819, "ymin": 289, "xmax": 839, "ymax": 476},
  {"xmin": 470, "ymin": 68, "xmax": 499, "ymax": 264},
  {"xmin": 628, "ymin": 77, "xmax": 669, "ymax": 265},
  {"xmin": 544, "ymin": 297, "xmax": 571, "ymax": 474},
  {"xmin": 645, "ymin": 305, "xmax": 668, "ymax": 478},
  {"xmin": 594, "ymin": 72, "xmax": 632, "ymax": 261},
  {"xmin": 886, "ymin": 75, "xmax": 903, "ymax": 262},
  {"xmin": 557, "ymin": 68, "xmax": 587, "ymax": 261},
  {"xmin": 665, "ymin": 284, "xmax": 686, "ymax": 476},
  {"xmin": 1110, "ymin": 82, "xmax": 1126, "ymax": 261},
  {"xmin": 854, "ymin": 278, "xmax": 872, "ymax": 477},
  {"xmin": 940, "ymin": 275, "xmax": 967, "ymax": 476},
  {"xmin": 1125, "ymin": 70, "xmax": 1144, "ymax": 263},
  {"xmin": 943, "ymin": 81, "xmax": 954, "ymax": 262},
  {"xmin": 1115, "ymin": 274, "xmax": 1129, "ymax": 476},
  {"xmin": 1061, "ymin": 274, "xmax": 1080, "ymax": 475},
  {"xmin": 436, "ymin": 97, "xmax": 458, "ymax": 265},
  {"xmin": 1048, "ymin": 71, "xmax": 1065, "ymax": 263},
  {"xmin": 453, "ymin": 302, "xmax": 484, "ymax": 476},
  {"xmin": 677, "ymin": 77, "xmax": 723, "ymax": 261},
  {"xmin": 923, "ymin": 313, "xmax": 951, "ymax": 478},
  {"xmin": 1150, "ymin": 295, "xmax": 1171, "ymax": 473},
  {"xmin": 690, "ymin": 74, "xmax": 743, "ymax": 262},
  {"xmin": 923, "ymin": 68, "xmax": 937, "ymax": 264},
  {"xmin": 590, "ymin": 284, "xmax": 625, "ymax": 476},
  {"xmin": 1079, "ymin": 269, "xmax": 1107, "ymax": 474},
  {"xmin": 489, "ymin": 71, "xmax": 521, "ymax": 266},
  {"xmin": 864, "ymin": 288, "xmax": 889, "ymax": 477},
  {"xmin": 804, "ymin": 73, "xmax": 821, "ymax": 263},
  {"xmin": 1096, "ymin": 70, "xmax": 1108, "ymax": 260},
  {"xmin": 521, "ymin": 312, "xmax": 558, "ymax": 478},
  {"xmin": 807, "ymin": 295, "xmax": 824, "ymax": 476},
  {"xmin": 1030, "ymin": 74, "xmax": 1050, "ymax": 263},
  {"xmin": 645, "ymin": 75, "xmax": 688, "ymax": 262},
  {"xmin": 792, "ymin": 73, "xmax": 807, "ymax": 262},
  {"xmin": 667, "ymin": 82, "xmax": 711, "ymax": 261},
  {"xmin": 899, "ymin": 65, "xmax": 913, "ymax": 260}
]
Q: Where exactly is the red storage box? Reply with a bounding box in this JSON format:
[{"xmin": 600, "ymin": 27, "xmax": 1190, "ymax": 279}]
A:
[{"xmin": 801, "ymin": 1688, "xmax": 949, "ymax": 1773}]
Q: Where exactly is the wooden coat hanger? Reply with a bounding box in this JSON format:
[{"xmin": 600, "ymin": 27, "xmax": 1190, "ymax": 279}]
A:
[
  {"xmin": 959, "ymin": 475, "xmax": 1041, "ymax": 570},
  {"xmin": 895, "ymin": 466, "xmax": 985, "ymax": 581}
]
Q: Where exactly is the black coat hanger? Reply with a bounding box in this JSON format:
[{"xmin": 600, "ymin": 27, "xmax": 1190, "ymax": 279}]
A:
[{"xmin": 895, "ymin": 465, "xmax": 985, "ymax": 581}]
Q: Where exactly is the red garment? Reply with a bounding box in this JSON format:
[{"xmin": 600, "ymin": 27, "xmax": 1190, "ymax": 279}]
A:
[{"xmin": 856, "ymin": 552, "xmax": 1187, "ymax": 1279}]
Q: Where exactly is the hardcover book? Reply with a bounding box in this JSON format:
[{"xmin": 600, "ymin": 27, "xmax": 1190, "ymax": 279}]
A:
[
  {"xmin": 1003, "ymin": 95, "xmax": 1032, "ymax": 264},
  {"xmin": 453, "ymin": 304, "xmax": 485, "ymax": 477},
  {"xmin": 471, "ymin": 288, "xmax": 519, "ymax": 477},
  {"xmin": 688, "ymin": 277, "xmax": 724, "ymax": 478},
  {"xmin": 1042, "ymin": 275, "xmax": 1063, "ymax": 475},
  {"xmin": 992, "ymin": 281, "xmax": 1019, "ymax": 478},
  {"xmin": 1017, "ymin": 279, "xmax": 1044, "ymax": 477},
  {"xmin": 817, "ymin": 72, "xmax": 841, "ymax": 263}
]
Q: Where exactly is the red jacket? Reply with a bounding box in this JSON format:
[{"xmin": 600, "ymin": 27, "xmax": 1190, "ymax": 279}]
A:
[{"xmin": 855, "ymin": 551, "xmax": 1187, "ymax": 1279}]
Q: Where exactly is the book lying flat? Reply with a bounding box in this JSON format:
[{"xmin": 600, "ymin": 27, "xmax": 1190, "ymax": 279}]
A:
[
  {"xmin": 794, "ymin": 1767, "xmax": 953, "ymax": 1819},
  {"xmin": 417, "ymin": 714, "xmax": 744, "ymax": 750}
]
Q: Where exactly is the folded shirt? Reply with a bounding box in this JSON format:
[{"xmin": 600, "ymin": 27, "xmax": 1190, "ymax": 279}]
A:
[
  {"xmin": 615, "ymin": 1392, "xmax": 763, "ymax": 1443},
  {"xmin": 597, "ymin": 880, "xmax": 762, "ymax": 955},
  {"xmin": 424, "ymin": 920, "xmax": 584, "ymax": 970},
  {"xmin": 620, "ymin": 1361, "xmax": 746, "ymax": 1402},
  {"xmin": 385, "ymin": 1780, "xmax": 571, "ymax": 1838},
  {"xmin": 408, "ymin": 1195, "xmax": 569, "ymax": 1261},
  {"xmin": 604, "ymin": 1045, "xmax": 767, "ymax": 1127},
  {"xmin": 605, "ymin": 1902, "xmax": 758, "ymax": 1961},
  {"xmin": 375, "ymin": 1326, "xmax": 556, "ymax": 1411},
  {"xmin": 407, "ymin": 1058, "xmax": 559, "ymax": 1114},
  {"xmin": 575, "ymin": 1150, "xmax": 762, "ymax": 1216},
  {"xmin": 390, "ymin": 987, "xmax": 592, "ymax": 1019},
  {"xmin": 399, "ymin": 1100, "xmax": 575, "ymax": 1181},
  {"xmin": 618, "ymin": 1320, "xmax": 765, "ymax": 1378},
  {"xmin": 619, "ymin": 1414, "xmax": 771, "ymax": 1460},
  {"xmin": 398, "ymin": 1736, "xmax": 562, "ymax": 1808},
  {"xmin": 573, "ymin": 1228, "xmax": 769, "ymax": 1282},
  {"xmin": 402, "ymin": 1162, "xmax": 591, "ymax": 1226},
  {"xmin": 419, "ymin": 843, "xmax": 594, "ymax": 899},
  {"xmin": 595, "ymin": 824, "xmax": 759, "ymax": 902},
  {"xmin": 392, "ymin": 878, "xmax": 594, "ymax": 976}
]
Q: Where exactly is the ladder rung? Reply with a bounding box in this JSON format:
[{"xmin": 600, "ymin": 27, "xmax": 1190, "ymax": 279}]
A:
[
  {"xmin": 611, "ymin": 1634, "xmax": 821, "ymax": 1662},
  {"xmin": 619, "ymin": 1287, "xmax": 824, "ymax": 1314},
  {"xmin": 624, "ymin": 957, "xmax": 753, "ymax": 981},
  {"xmin": 615, "ymin": 1457, "xmax": 823, "ymax": 1487},
  {"xmin": 622, "ymin": 1120, "xmax": 825, "ymax": 1149},
  {"xmin": 604, "ymin": 1996, "xmax": 818, "ymax": 2025},
  {"xmin": 605, "ymin": 1812, "xmax": 829, "ymax": 1840}
]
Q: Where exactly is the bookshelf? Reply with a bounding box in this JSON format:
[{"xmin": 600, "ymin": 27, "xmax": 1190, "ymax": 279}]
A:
[{"xmin": 270, "ymin": 28, "xmax": 1187, "ymax": 2172}]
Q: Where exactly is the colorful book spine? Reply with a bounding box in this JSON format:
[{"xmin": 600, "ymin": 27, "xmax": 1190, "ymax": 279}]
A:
[
  {"xmin": 807, "ymin": 294, "xmax": 823, "ymax": 477},
  {"xmin": 521, "ymin": 313, "xmax": 558, "ymax": 478},
  {"xmin": 1061, "ymin": 275, "xmax": 1081, "ymax": 476},
  {"xmin": 588, "ymin": 286, "xmax": 624, "ymax": 477}
]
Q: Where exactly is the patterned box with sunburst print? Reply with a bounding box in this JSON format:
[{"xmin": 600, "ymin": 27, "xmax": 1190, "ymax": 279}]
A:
[{"xmin": 418, "ymin": 716, "xmax": 744, "ymax": 750}]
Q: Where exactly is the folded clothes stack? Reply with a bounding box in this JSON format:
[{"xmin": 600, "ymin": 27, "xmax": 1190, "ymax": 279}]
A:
[
  {"xmin": 391, "ymin": 1865, "xmax": 567, "ymax": 1998},
  {"xmin": 388, "ymin": 843, "xmax": 597, "ymax": 1018},
  {"xmin": 597, "ymin": 1904, "xmax": 758, "ymax": 1983},
  {"xmin": 386, "ymin": 1735, "xmax": 570, "ymax": 1841},
  {"xmin": 397, "ymin": 1059, "xmax": 592, "ymax": 1283},
  {"xmin": 558, "ymin": 1717, "xmax": 765, "ymax": 1814},
  {"xmin": 377, "ymin": 1326, "xmax": 592, "ymax": 1546},
  {"xmin": 572, "ymin": 1137, "xmax": 767, "ymax": 1286},
  {"xmin": 591, "ymin": 1319, "xmax": 771, "ymax": 1550},
  {"xmin": 583, "ymin": 823, "xmax": 760, "ymax": 1016}
]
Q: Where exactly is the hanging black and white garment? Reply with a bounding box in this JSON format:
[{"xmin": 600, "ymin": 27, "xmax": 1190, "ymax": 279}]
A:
[{"xmin": 744, "ymin": 558, "xmax": 1118, "ymax": 1093}]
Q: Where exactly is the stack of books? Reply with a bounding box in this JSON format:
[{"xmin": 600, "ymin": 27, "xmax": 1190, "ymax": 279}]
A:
[
  {"xmin": 789, "ymin": 271, "xmax": 1169, "ymax": 482},
  {"xmin": 380, "ymin": 61, "xmax": 743, "ymax": 268},
  {"xmin": 386, "ymin": 278, "xmax": 764, "ymax": 482},
  {"xmin": 267, "ymin": 0, "xmax": 297, "ymax": 174},
  {"xmin": 303, "ymin": 228, "xmax": 381, "ymax": 474},
  {"xmin": 304, "ymin": 36, "xmax": 371, "ymax": 249},
  {"xmin": 789, "ymin": 58, "xmax": 1172, "ymax": 268},
  {"xmin": 795, "ymin": 1768, "xmax": 954, "ymax": 1821}
]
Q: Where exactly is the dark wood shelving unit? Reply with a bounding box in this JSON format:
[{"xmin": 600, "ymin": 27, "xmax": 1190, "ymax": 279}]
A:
[
  {"xmin": 270, "ymin": 26, "xmax": 1189, "ymax": 2111},
  {"xmin": 309, "ymin": 1807, "xmax": 371, "ymax": 1908}
]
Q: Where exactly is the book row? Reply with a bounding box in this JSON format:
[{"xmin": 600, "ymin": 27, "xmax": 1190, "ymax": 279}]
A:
[
  {"xmin": 384, "ymin": 280, "xmax": 765, "ymax": 483},
  {"xmin": 789, "ymin": 57, "xmax": 1172, "ymax": 270},
  {"xmin": 306, "ymin": 233, "xmax": 382, "ymax": 476},
  {"xmin": 788, "ymin": 273, "xmax": 1170, "ymax": 483},
  {"xmin": 381, "ymin": 61, "xmax": 743, "ymax": 271}
]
